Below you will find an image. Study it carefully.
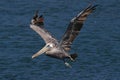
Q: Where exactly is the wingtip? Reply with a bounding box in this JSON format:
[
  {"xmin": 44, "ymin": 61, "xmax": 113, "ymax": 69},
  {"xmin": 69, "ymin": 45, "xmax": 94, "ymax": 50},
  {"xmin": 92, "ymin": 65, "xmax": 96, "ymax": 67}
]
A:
[
  {"xmin": 31, "ymin": 10, "xmax": 44, "ymax": 26},
  {"xmin": 74, "ymin": 4, "xmax": 97, "ymax": 21},
  {"xmin": 33, "ymin": 10, "xmax": 39, "ymax": 19},
  {"xmin": 87, "ymin": 4, "xmax": 98, "ymax": 11},
  {"xmin": 91, "ymin": 5, "xmax": 98, "ymax": 10}
]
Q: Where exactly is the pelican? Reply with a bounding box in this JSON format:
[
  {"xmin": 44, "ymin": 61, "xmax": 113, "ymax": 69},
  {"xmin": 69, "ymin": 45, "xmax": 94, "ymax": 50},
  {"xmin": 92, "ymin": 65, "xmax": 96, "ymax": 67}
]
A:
[{"xmin": 30, "ymin": 4, "xmax": 97, "ymax": 67}]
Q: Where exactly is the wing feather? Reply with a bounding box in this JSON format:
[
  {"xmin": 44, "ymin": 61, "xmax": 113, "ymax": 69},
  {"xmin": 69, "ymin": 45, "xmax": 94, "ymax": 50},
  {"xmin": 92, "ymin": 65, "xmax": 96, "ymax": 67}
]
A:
[
  {"xmin": 60, "ymin": 5, "xmax": 97, "ymax": 51},
  {"xmin": 30, "ymin": 11, "xmax": 58, "ymax": 44}
]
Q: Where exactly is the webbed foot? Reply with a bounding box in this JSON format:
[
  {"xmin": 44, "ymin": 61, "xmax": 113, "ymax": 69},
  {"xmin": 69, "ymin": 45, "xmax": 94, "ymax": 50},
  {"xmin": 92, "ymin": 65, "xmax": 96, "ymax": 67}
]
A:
[{"xmin": 64, "ymin": 62, "xmax": 72, "ymax": 68}]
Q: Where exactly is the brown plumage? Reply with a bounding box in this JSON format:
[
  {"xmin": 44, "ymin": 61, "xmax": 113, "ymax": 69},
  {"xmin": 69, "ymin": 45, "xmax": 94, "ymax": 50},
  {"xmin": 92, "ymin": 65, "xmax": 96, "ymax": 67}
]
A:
[
  {"xmin": 30, "ymin": 4, "xmax": 97, "ymax": 67},
  {"xmin": 60, "ymin": 5, "xmax": 97, "ymax": 51}
]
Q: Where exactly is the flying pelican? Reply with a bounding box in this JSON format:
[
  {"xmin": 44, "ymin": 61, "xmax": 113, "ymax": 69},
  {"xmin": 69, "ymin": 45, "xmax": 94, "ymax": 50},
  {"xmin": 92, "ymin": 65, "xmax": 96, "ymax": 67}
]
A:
[{"xmin": 30, "ymin": 4, "xmax": 97, "ymax": 67}]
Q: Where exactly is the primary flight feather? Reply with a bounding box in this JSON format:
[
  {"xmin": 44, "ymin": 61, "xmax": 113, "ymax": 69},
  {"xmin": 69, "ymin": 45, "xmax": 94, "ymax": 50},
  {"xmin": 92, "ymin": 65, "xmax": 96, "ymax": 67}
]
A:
[{"xmin": 30, "ymin": 4, "xmax": 96, "ymax": 67}]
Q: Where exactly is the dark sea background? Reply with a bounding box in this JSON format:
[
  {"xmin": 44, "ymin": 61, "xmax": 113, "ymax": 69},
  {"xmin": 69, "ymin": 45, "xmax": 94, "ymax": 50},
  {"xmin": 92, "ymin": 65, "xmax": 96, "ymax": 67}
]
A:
[{"xmin": 0, "ymin": 0, "xmax": 120, "ymax": 80}]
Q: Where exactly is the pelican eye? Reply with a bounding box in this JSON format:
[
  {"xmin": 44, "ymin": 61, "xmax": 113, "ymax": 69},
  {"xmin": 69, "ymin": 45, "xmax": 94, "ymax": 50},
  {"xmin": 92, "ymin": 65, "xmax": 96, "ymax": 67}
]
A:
[{"xmin": 46, "ymin": 45, "xmax": 50, "ymax": 48}]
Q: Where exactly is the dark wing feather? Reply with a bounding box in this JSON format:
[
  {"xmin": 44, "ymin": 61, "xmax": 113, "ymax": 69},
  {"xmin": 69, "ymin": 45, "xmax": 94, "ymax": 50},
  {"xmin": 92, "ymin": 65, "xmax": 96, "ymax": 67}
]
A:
[
  {"xmin": 60, "ymin": 5, "xmax": 97, "ymax": 51},
  {"xmin": 30, "ymin": 11, "xmax": 58, "ymax": 44}
]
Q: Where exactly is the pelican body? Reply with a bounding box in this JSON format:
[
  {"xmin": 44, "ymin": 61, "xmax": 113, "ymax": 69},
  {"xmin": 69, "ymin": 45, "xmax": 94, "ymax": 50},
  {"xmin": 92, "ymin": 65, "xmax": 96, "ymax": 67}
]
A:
[{"xmin": 30, "ymin": 4, "xmax": 97, "ymax": 67}]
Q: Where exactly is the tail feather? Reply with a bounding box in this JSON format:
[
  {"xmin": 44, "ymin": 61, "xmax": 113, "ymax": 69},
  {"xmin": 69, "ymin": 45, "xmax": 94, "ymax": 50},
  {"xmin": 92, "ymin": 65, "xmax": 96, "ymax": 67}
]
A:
[{"xmin": 70, "ymin": 53, "xmax": 78, "ymax": 60}]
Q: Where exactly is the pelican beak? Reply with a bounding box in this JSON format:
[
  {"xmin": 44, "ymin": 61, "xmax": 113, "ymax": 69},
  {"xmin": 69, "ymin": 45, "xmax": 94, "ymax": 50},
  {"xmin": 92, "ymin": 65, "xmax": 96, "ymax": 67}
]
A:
[{"xmin": 32, "ymin": 45, "xmax": 50, "ymax": 59}]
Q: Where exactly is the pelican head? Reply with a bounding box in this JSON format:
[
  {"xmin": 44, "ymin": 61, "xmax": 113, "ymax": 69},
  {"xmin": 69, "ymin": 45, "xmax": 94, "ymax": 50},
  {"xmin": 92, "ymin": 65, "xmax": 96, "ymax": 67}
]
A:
[{"xmin": 32, "ymin": 43, "xmax": 54, "ymax": 59}]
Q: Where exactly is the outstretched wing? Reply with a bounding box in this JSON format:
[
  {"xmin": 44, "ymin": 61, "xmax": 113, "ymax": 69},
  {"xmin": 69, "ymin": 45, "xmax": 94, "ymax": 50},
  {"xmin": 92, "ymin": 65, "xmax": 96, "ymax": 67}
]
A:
[
  {"xmin": 30, "ymin": 11, "xmax": 58, "ymax": 44},
  {"xmin": 60, "ymin": 5, "xmax": 97, "ymax": 51}
]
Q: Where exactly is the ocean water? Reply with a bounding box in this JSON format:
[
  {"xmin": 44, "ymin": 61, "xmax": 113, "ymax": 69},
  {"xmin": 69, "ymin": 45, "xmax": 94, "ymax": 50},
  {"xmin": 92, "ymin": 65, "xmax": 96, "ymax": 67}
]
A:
[{"xmin": 0, "ymin": 0, "xmax": 120, "ymax": 80}]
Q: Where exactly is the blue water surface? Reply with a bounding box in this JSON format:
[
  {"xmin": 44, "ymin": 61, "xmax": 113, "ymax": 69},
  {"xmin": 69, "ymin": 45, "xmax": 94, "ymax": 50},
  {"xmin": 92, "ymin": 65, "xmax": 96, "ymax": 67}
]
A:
[{"xmin": 0, "ymin": 0, "xmax": 120, "ymax": 80}]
